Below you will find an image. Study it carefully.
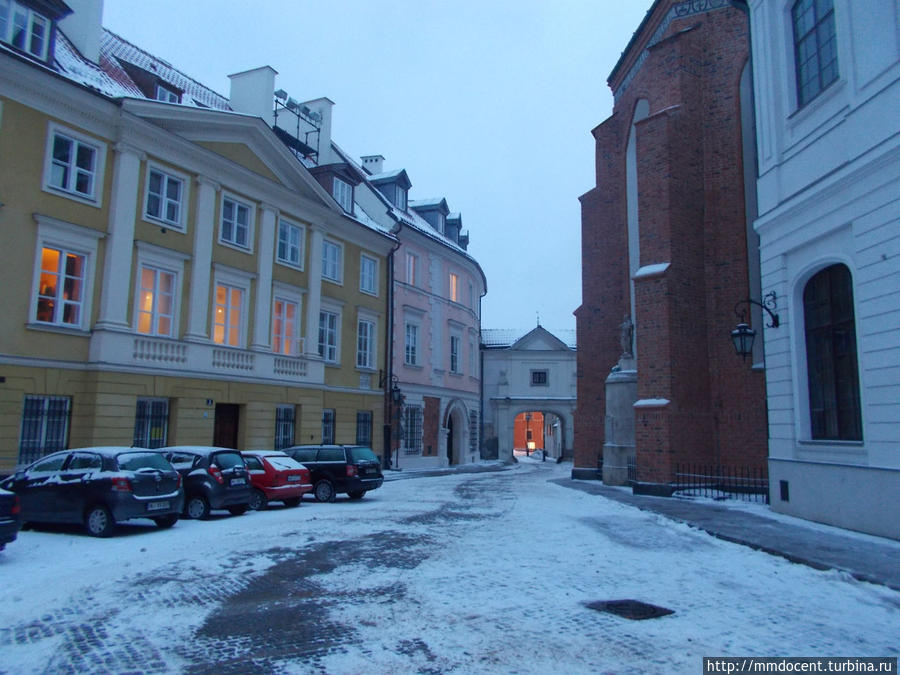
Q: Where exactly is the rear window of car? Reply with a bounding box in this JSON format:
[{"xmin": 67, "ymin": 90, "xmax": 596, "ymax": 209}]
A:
[
  {"xmin": 317, "ymin": 447, "xmax": 345, "ymax": 462},
  {"xmin": 244, "ymin": 456, "xmax": 265, "ymax": 471},
  {"xmin": 266, "ymin": 455, "xmax": 304, "ymax": 471},
  {"xmin": 213, "ymin": 452, "xmax": 245, "ymax": 469},
  {"xmin": 117, "ymin": 452, "xmax": 173, "ymax": 472},
  {"xmin": 292, "ymin": 448, "xmax": 318, "ymax": 463},
  {"xmin": 348, "ymin": 447, "xmax": 378, "ymax": 462}
]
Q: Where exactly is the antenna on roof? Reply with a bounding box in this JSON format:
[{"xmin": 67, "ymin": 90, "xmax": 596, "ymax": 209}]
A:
[{"xmin": 536, "ymin": 312, "xmax": 541, "ymax": 326}]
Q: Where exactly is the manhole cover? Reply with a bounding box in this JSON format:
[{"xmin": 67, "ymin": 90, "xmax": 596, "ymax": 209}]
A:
[{"xmin": 585, "ymin": 599, "xmax": 675, "ymax": 620}]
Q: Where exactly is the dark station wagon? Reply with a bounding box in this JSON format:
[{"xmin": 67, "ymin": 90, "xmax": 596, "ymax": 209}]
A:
[
  {"xmin": 284, "ymin": 445, "xmax": 384, "ymax": 502},
  {"xmin": 0, "ymin": 447, "xmax": 183, "ymax": 537}
]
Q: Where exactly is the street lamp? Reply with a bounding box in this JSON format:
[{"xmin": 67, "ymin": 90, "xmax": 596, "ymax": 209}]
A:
[
  {"xmin": 731, "ymin": 291, "xmax": 780, "ymax": 360},
  {"xmin": 525, "ymin": 413, "xmax": 532, "ymax": 457}
]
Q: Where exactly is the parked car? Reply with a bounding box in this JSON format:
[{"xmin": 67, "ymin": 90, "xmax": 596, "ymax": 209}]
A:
[
  {"xmin": 0, "ymin": 447, "xmax": 183, "ymax": 537},
  {"xmin": 0, "ymin": 488, "xmax": 21, "ymax": 550},
  {"xmin": 283, "ymin": 445, "xmax": 384, "ymax": 502},
  {"xmin": 160, "ymin": 446, "xmax": 251, "ymax": 519},
  {"xmin": 241, "ymin": 451, "xmax": 312, "ymax": 510}
]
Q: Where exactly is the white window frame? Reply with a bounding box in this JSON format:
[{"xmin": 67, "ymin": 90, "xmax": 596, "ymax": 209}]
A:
[
  {"xmin": 143, "ymin": 163, "xmax": 188, "ymax": 231},
  {"xmin": 133, "ymin": 243, "xmax": 187, "ymax": 338},
  {"xmin": 219, "ymin": 193, "xmax": 255, "ymax": 252},
  {"xmin": 42, "ymin": 122, "xmax": 107, "ymax": 207},
  {"xmin": 271, "ymin": 282, "xmax": 303, "ymax": 356},
  {"xmin": 450, "ymin": 334, "xmax": 461, "ymax": 374},
  {"xmin": 30, "ymin": 215, "xmax": 102, "ymax": 332},
  {"xmin": 333, "ymin": 177, "xmax": 353, "ymax": 213},
  {"xmin": 356, "ymin": 312, "xmax": 378, "ymax": 371},
  {"xmin": 1, "ymin": 1, "xmax": 50, "ymax": 60},
  {"xmin": 449, "ymin": 272, "xmax": 460, "ymax": 303},
  {"xmin": 212, "ymin": 265, "xmax": 253, "ymax": 348},
  {"xmin": 276, "ymin": 218, "xmax": 305, "ymax": 270},
  {"xmin": 360, "ymin": 253, "xmax": 378, "ymax": 296},
  {"xmin": 318, "ymin": 301, "xmax": 342, "ymax": 364},
  {"xmin": 406, "ymin": 252, "xmax": 418, "ymax": 287},
  {"xmin": 322, "ymin": 239, "xmax": 343, "ymax": 284},
  {"xmin": 155, "ymin": 84, "xmax": 179, "ymax": 103},
  {"xmin": 405, "ymin": 321, "xmax": 420, "ymax": 366}
]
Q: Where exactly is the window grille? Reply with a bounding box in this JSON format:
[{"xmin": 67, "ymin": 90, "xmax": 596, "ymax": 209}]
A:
[
  {"xmin": 403, "ymin": 405, "xmax": 423, "ymax": 455},
  {"xmin": 275, "ymin": 405, "xmax": 296, "ymax": 450},
  {"xmin": 19, "ymin": 395, "xmax": 70, "ymax": 465},
  {"xmin": 469, "ymin": 410, "xmax": 479, "ymax": 455},
  {"xmin": 356, "ymin": 411, "xmax": 373, "ymax": 445},
  {"xmin": 322, "ymin": 409, "xmax": 335, "ymax": 444},
  {"xmin": 133, "ymin": 398, "xmax": 169, "ymax": 449}
]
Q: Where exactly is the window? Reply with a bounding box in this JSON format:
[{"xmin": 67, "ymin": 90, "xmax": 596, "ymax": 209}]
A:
[
  {"xmin": 277, "ymin": 219, "xmax": 304, "ymax": 268},
  {"xmin": 220, "ymin": 196, "xmax": 252, "ymax": 249},
  {"xmin": 45, "ymin": 126, "xmax": 104, "ymax": 202},
  {"xmin": 406, "ymin": 253, "xmax": 417, "ymax": 286},
  {"xmin": 145, "ymin": 167, "xmax": 184, "ymax": 228},
  {"xmin": 272, "ymin": 297, "xmax": 299, "ymax": 355},
  {"xmin": 403, "ymin": 405, "xmax": 423, "ymax": 455},
  {"xmin": 322, "ymin": 239, "xmax": 343, "ymax": 283},
  {"xmin": 35, "ymin": 246, "xmax": 85, "ymax": 327},
  {"xmin": 469, "ymin": 337, "xmax": 477, "ymax": 376},
  {"xmin": 275, "ymin": 405, "xmax": 295, "ymax": 450},
  {"xmin": 469, "ymin": 282, "xmax": 475, "ymax": 309},
  {"xmin": 0, "ymin": 1, "xmax": 49, "ymax": 60},
  {"xmin": 356, "ymin": 411, "xmax": 373, "ymax": 446},
  {"xmin": 357, "ymin": 319, "xmax": 375, "ymax": 369},
  {"xmin": 213, "ymin": 283, "xmax": 244, "ymax": 347},
  {"xmin": 531, "ymin": 370, "xmax": 549, "ymax": 386},
  {"xmin": 405, "ymin": 322, "xmax": 419, "ymax": 365},
  {"xmin": 133, "ymin": 398, "xmax": 169, "ymax": 449},
  {"xmin": 792, "ymin": 0, "xmax": 838, "ymax": 107},
  {"xmin": 450, "ymin": 335, "xmax": 461, "ymax": 374},
  {"xmin": 318, "ymin": 310, "xmax": 339, "ymax": 363},
  {"xmin": 469, "ymin": 410, "xmax": 479, "ymax": 455},
  {"xmin": 137, "ymin": 265, "xmax": 175, "ymax": 337},
  {"xmin": 360, "ymin": 254, "xmax": 377, "ymax": 295},
  {"xmin": 322, "ymin": 409, "xmax": 335, "ymax": 444},
  {"xmin": 396, "ymin": 187, "xmax": 407, "ymax": 211},
  {"xmin": 450, "ymin": 273, "xmax": 459, "ymax": 302},
  {"xmin": 155, "ymin": 84, "xmax": 179, "ymax": 103},
  {"xmin": 19, "ymin": 395, "xmax": 70, "ymax": 465},
  {"xmin": 803, "ymin": 264, "xmax": 861, "ymax": 441},
  {"xmin": 333, "ymin": 177, "xmax": 353, "ymax": 212}
]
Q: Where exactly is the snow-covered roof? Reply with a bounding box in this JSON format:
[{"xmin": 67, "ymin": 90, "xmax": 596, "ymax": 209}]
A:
[
  {"xmin": 482, "ymin": 328, "xmax": 577, "ymax": 350},
  {"xmin": 409, "ymin": 197, "xmax": 449, "ymax": 212}
]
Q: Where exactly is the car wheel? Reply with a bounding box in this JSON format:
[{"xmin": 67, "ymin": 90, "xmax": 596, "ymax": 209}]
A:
[
  {"xmin": 283, "ymin": 497, "xmax": 302, "ymax": 508},
  {"xmin": 347, "ymin": 490, "xmax": 366, "ymax": 500},
  {"xmin": 227, "ymin": 504, "xmax": 248, "ymax": 516},
  {"xmin": 153, "ymin": 513, "xmax": 179, "ymax": 529},
  {"xmin": 186, "ymin": 495, "xmax": 211, "ymax": 520},
  {"xmin": 84, "ymin": 505, "xmax": 115, "ymax": 537},
  {"xmin": 249, "ymin": 489, "xmax": 267, "ymax": 511},
  {"xmin": 314, "ymin": 479, "xmax": 336, "ymax": 503}
]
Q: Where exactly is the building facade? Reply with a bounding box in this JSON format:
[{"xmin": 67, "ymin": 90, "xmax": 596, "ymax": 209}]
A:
[
  {"xmin": 574, "ymin": 0, "xmax": 768, "ymax": 486},
  {"xmin": 747, "ymin": 0, "xmax": 900, "ymax": 539},
  {"xmin": 482, "ymin": 326, "xmax": 576, "ymax": 462},
  {"xmin": 0, "ymin": 0, "xmax": 395, "ymax": 471}
]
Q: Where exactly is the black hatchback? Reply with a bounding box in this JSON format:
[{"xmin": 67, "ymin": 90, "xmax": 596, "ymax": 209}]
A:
[
  {"xmin": 283, "ymin": 445, "xmax": 384, "ymax": 502},
  {"xmin": 161, "ymin": 446, "xmax": 252, "ymax": 519},
  {"xmin": 0, "ymin": 447, "xmax": 183, "ymax": 537}
]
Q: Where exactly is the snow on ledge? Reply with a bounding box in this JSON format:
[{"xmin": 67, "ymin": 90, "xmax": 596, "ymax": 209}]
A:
[
  {"xmin": 633, "ymin": 262, "xmax": 671, "ymax": 279},
  {"xmin": 633, "ymin": 398, "xmax": 671, "ymax": 408}
]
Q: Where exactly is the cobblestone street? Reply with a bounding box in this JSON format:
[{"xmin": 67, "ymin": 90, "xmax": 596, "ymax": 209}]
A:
[{"xmin": 1, "ymin": 461, "xmax": 898, "ymax": 674}]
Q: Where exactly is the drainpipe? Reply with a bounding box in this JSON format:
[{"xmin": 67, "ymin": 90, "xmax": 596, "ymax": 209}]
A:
[{"xmin": 382, "ymin": 222, "xmax": 402, "ymax": 469}]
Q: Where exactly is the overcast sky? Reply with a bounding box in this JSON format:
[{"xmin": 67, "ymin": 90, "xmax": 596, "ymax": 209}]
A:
[{"xmin": 102, "ymin": 0, "xmax": 649, "ymax": 334}]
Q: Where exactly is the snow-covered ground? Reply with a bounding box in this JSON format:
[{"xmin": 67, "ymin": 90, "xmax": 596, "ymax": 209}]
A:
[{"xmin": 0, "ymin": 459, "xmax": 896, "ymax": 674}]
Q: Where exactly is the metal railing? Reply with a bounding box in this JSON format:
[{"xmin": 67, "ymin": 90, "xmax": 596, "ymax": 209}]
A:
[{"xmin": 673, "ymin": 463, "xmax": 769, "ymax": 504}]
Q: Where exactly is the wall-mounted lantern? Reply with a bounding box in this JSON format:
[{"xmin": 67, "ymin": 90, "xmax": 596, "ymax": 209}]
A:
[{"xmin": 731, "ymin": 291, "xmax": 780, "ymax": 360}]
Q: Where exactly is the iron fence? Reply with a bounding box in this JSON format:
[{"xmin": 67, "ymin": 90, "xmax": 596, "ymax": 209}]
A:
[{"xmin": 673, "ymin": 463, "xmax": 769, "ymax": 504}]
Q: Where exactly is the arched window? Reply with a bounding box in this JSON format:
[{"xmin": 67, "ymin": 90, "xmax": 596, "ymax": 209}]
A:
[{"xmin": 803, "ymin": 264, "xmax": 861, "ymax": 440}]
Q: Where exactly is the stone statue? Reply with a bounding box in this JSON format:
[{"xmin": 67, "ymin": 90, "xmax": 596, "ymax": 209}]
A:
[{"xmin": 619, "ymin": 315, "xmax": 634, "ymax": 358}]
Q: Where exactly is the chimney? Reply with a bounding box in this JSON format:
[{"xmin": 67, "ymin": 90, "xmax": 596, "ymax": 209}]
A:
[
  {"xmin": 228, "ymin": 66, "xmax": 278, "ymax": 127},
  {"xmin": 303, "ymin": 97, "xmax": 334, "ymax": 164},
  {"xmin": 58, "ymin": 0, "xmax": 103, "ymax": 64},
  {"xmin": 360, "ymin": 155, "xmax": 385, "ymax": 175}
]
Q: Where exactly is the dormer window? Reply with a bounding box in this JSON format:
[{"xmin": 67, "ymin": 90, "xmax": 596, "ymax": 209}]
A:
[
  {"xmin": 155, "ymin": 84, "xmax": 180, "ymax": 103},
  {"xmin": 396, "ymin": 186, "xmax": 407, "ymax": 211},
  {"xmin": 0, "ymin": 1, "xmax": 50, "ymax": 60},
  {"xmin": 333, "ymin": 177, "xmax": 353, "ymax": 213}
]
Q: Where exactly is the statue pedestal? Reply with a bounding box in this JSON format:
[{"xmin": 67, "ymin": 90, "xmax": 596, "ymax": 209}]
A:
[{"xmin": 602, "ymin": 356, "xmax": 636, "ymax": 485}]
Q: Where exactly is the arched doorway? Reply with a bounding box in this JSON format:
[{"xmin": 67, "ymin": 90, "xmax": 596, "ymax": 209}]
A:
[
  {"xmin": 508, "ymin": 407, "xmax": 571, "ymax": 461},
  {"xmin": 444, "ymin": 403, "xmax": 467, "ymax": 466}
]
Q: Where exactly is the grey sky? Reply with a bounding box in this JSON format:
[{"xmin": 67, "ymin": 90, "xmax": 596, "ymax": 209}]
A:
[{"xmin": 102, "ymin": 0, "xmax": 648, "ymax": 333}]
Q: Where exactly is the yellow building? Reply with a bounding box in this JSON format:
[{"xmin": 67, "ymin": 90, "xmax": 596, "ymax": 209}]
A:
[{"xmin": 0, "ymin": 3, "xmax": 394, "ymax": 471}]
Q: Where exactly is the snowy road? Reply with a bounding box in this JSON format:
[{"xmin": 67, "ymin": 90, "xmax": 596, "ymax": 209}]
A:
[{"xmin": 0, "ymin": 459, "xmax": 897, "ymax": 674}]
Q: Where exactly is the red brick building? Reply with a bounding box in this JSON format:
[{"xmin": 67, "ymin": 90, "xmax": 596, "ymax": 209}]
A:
[{"xmin": 574, "ymin": 0, "xmax": 768, "ymax": 488}]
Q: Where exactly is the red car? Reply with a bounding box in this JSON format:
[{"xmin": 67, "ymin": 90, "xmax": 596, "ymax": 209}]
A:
[{"xmin": 241, "ymin": 451, "xmax": 312, "ymax": 510}]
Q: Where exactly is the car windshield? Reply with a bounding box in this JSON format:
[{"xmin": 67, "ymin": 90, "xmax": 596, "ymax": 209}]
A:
[
  {"xmin": 348, "ymin": 447, "xmax": 378, "ymax": 462},
  {"xmin": 267, "ymin": 455, "xmax": 303, "ymax": 471},
  {"xmin": 213, "ymin": 452, "xmax": 245, "ymax": 469},
  {"xmin": 117, "ymin": 452, "xmax": 173, "ymax": 472}
]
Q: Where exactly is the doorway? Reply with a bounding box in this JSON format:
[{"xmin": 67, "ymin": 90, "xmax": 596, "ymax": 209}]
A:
[
  {"xmin": 214, "ymin": 404, "xmax": 240, "ymax": 448},
  {"xmin": 446, "ymin": 414, "xmax": 454, "ymax": 464}
]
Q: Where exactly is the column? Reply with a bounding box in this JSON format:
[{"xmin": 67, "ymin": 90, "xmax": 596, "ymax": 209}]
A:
[
  {"xmin": 185, "ymin": 176, "xmax": 219, "ymax": 341},
  {"xmin": 304, "ymin": 226, "xmax": 324, "ymax": 357},
  {"xmin": 251, "ymin": 204, "xmax": 277, "ymax": 351},
  {"xmin": 95, "ymin": 142, "xmax": 143, "ymax": 330}
]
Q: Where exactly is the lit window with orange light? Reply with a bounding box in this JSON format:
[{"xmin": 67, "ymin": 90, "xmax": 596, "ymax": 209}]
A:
[
  {"xmin": 214, "ymin": 283, "xmax": 243, "ymax": 346},
  {"xmin": 36, "ymin": 246, "xmax": 85, "ymax": 326},
  {"xmin": 137, "ymin": 266, "xmax": 175, "ymax": 336},
  {"xmin": 272, "ymin": 298, "xmax": 298, "ymax": 355}
]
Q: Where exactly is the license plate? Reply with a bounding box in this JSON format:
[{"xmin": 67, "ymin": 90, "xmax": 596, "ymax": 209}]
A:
[
  {"xmin": 147, "ymin": 501, "xmax": 170, "ymax": 511},
  {"xmin": 231, "ymin": 478, "xmax": 246, "ymax": 486},
  {"xmin": 287, "ymin": 475, "xmax": 300, "ymax": 482}
]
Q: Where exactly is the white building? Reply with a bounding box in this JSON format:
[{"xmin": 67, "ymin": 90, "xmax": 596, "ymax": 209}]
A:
[
  {"xmin": 482, "ymin": 326, "xmax": 576, "ymax": 462},
  {"xmin": 748, "ymin": 0, "xmax": 900, "ymax": 539}
]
